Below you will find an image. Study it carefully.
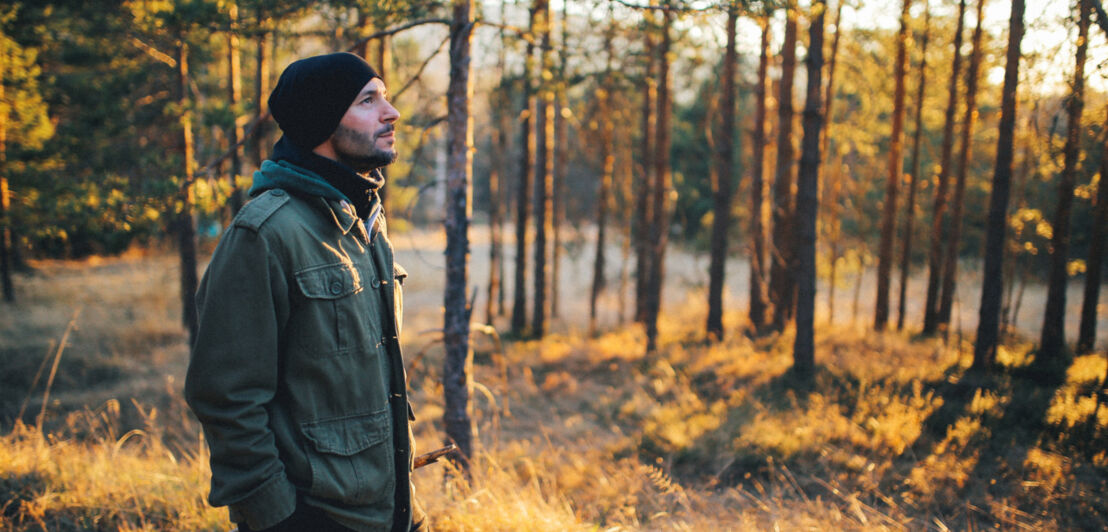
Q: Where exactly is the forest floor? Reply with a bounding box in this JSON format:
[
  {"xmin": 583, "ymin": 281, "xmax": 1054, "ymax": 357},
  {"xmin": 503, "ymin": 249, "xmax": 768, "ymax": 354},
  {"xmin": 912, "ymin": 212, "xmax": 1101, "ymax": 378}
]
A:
[{"xmin": 1, "ymin": 244, "xmax": 1106, "ymax": 531}]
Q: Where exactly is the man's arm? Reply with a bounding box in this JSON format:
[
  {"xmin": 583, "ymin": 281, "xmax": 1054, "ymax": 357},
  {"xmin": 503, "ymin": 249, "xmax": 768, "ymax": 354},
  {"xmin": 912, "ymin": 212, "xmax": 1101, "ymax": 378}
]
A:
[{"xmin": 185, "ymin": 225, "xmax": 296, "ymax": 530}]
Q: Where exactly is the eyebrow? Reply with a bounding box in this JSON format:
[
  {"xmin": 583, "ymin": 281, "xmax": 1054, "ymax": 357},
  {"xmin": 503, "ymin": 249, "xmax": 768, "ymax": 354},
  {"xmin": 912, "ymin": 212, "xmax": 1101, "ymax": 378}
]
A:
[{"xmin": 360, "ymin": 85, "xmax": 388, "ymax": 100}]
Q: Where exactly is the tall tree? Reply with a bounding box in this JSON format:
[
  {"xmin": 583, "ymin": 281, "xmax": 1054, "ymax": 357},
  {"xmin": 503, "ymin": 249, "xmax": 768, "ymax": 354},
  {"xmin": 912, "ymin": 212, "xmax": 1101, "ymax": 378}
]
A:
[
  {"xmin": 176, "ymin": 36, "xmax": 199, "ymax": 346},
  {"xmin": 794, "ymin": 0, "xmax": 826, "ymax": 379},
  {"xmin": 974, "ymin": 0, "xmax": 1026, "ymax": 368},
  {"xmin": 748, "ymin": 13, "xmax": 771, "ymax": 333},
  {"xmin": 874, "ymin": 0, "xmax": 912, "ymax": 331},
  {"xmin": 897, "ymin": 4, "xmax": 930, "ymax": 331},
  {"xmin": 532, "ymin": 0, "xmax": 553, "ymax": 337},
  {"xmin": 644, "ymin": 3, "xmax": 673, "ymax": 353},
  {"xmin": 487, "ymin": 7, "xmax": 510, "ymax": 325},
  {"xmin": 769, "ymin": 4, "xmax": 799, "ymax": 332},
  {"xmin": 820, "ymin": 0, "xmax": 844, "ymax": 323},
  {"xmin": 590, "ymin": 8, "xmax": 617, "ymax": 336},
  {"xmin": 937, "ymin": 0, "xmax": 987, "ymax": 330},
  {"xmin": 551, "ymin": 0, "xmax": 568, "ymax": 319},
  {"xmin": 707, "ymin": 0, "xmax": 739, "ymax": 342},
  {"xmin": 511, "ymin": 1, "xmax": 541, "ymax": 336},
  {"xmin": 923, "ymin": 0, "xmax": 968, "ymax": 334},
  {"xmin": 443, "ymin": 0, "xmax": 475, "ymax": 466},
  {"xmin": 634, "ymin": 9, "xmax": 657, "ymax": 325},
  {"xmin": 226, "ymin": 1, "xmax": 246, "ymax": 215},
  {"xmin": 247, "ymin": 6, "xmax": 271, "ymax": 173},
  {"xmin": 1078, "ymin": 113, "xmax": 1108, "ymax": 354},
  {"xmin": 1040, "ymin": 0, "xmax": 1089, "ymax": 361}
]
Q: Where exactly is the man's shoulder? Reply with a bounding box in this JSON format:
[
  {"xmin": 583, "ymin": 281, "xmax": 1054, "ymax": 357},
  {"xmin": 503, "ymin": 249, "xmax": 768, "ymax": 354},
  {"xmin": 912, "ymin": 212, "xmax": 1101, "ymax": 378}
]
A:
[{"xmin": 234, "ymin": 189, "xmax": 293, "ymax": 232}]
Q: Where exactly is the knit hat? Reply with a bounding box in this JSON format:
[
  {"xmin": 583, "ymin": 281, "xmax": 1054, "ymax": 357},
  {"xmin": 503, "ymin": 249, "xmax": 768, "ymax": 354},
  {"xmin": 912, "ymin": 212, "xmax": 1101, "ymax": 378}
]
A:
[{"xmin": 268, "ymin": 53, "xmax": 380, "ymax": 150}]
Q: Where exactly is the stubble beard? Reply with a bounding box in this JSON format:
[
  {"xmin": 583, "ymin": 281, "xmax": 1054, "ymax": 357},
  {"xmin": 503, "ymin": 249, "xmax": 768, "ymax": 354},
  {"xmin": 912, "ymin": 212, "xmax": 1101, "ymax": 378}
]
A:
[{"xmin": 332, "ymin": 124, "xmax": 398, "ymax": 173}]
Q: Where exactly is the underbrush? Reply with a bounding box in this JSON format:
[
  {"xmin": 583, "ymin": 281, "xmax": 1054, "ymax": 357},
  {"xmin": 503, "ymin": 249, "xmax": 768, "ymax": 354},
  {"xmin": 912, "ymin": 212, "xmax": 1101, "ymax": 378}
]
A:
[{"xmin": 2, "ymin": 254, "xmax": 1106, "ymax": 530}]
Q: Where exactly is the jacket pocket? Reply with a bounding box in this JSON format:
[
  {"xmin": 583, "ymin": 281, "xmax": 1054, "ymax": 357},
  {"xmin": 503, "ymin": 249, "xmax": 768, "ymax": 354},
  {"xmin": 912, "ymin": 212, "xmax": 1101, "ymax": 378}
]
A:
[
  {"xmin": 300, "ymin": 409, "xmax": 394, "ymax": 506},
  {"xmin": 292, "ymin": 261, "xmax": 377, "ymax": 357}
]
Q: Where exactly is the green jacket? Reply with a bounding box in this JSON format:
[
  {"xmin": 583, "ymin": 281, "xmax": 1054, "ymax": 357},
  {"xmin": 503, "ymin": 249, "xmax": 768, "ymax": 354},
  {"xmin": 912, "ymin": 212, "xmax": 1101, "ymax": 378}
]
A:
[{"xmin": 185, "ymin": 160, "xmax": 414, "ymax": 532}]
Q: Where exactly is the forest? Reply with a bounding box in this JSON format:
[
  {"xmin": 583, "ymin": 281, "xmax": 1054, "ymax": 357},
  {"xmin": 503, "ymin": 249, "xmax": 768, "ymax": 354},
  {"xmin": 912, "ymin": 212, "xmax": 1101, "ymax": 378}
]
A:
[{"xmin": 1, "ymin": 0, "xmax": 1107, "ymax": 530}]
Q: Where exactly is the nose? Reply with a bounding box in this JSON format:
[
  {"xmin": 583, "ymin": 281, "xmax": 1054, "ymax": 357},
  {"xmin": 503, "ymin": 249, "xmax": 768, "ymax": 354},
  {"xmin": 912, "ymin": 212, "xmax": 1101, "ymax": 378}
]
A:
[{"xmin": 382, "ymin": 100, "xmax": 399, "ymax": 124}]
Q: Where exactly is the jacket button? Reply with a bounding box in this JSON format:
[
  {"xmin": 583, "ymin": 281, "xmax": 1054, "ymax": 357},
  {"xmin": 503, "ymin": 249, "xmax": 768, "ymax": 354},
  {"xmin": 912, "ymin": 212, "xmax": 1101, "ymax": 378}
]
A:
[
  {"xmin": 271, "ymin": 189, "xmax": 285, "ymax": 196},
  {"xmin": 329, "ymin": 281, "xmax": 343, "ymax": 295}
]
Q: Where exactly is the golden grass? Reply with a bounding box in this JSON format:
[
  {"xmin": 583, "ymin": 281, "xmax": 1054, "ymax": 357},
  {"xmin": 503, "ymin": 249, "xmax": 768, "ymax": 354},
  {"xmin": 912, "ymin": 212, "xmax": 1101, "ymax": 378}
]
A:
[{"xmin": 3, "ymin": 251, "xmax": 1107, "ymax": 531}]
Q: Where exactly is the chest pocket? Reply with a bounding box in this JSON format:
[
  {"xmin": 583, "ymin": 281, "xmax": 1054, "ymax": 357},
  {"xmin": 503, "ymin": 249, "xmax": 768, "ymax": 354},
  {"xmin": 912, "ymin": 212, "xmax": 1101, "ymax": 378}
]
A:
[{"xmin": 291, "ymin": 261, "xmax": 380, "ymax": 357}]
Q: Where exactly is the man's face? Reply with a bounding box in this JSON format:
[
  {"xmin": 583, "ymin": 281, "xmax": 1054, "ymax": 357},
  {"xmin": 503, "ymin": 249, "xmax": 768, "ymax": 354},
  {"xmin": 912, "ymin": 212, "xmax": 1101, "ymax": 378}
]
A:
[{"xmin": 331, "ymin": 78, "xmax": 400, "ymax": 173}]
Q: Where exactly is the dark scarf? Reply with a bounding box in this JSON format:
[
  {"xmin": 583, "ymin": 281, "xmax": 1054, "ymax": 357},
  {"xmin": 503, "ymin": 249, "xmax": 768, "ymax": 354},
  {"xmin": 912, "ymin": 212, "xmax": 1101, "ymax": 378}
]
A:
[{"xmin": 264, "ymin": 136, "xmax": 384, "ymax": 219}]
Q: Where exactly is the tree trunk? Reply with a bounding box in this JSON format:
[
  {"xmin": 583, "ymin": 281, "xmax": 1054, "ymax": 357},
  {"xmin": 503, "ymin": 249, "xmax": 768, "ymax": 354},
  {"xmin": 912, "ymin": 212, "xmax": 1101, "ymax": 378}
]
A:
[
  {"xmin": 1078, "ymin": 112, "xmax": 1108, "ymax": 354},
  {"xmin": 552, "ymin": 1, "xmax": 568, "ymax": 320},
  {"xmin": 874, "ymin": 0, "xmax": 912, "ymax": 331},
  {"xmin": 975, "ymin": 0, "xmax": 1026, "ymax": 368},
  {"xmin": 938, "ymin": 0, "xmax": 987, "ymax": 331},
  {"xmin": 749, "ymin": 13, "xmax": 771, "ymax": 333},
  {"xmin": 707, "ymin": 2, "xmax": 739, "ymax": 342},
  {"xmin": 0, "ymin": 50, "xmax": 11, "ymax": 303},
  {"xmin": 248, "ymin": 13, "xmax": 270, "ymax": 173},
  {"xmin": 794, "ymin": 0, "xmax": 825, "ymax": 379},
  {"xmin": 511, "ymin": 2, "xmax": 541, "ymax": 336},
  {"xmin": 820, "ymin": 0, "xmax": 844, "ymax": 324},
  {"xmin": 590, "ymin": 12, "xmax": 617, "ymax": 336},
  {"xmin": 227, "ymin": 2, "xmax": 245, "ymax": 215},
  {"xmin": 1041, "ymin": 0, "xmax": 1089, "ymax": 361},
  {"xmin": 487, "ymin": 99, "xmax": 506, "ymax": 325},
  {"xmin": 532, "ymin": 0, "xmax": 552, "ymax": 338},
  {"xmin": 644, "ymin": 5, "xmax": 672, "ymax": 354},
  {"xmin": 769, "ymin": 5, "xmax": 799, "ymax": 332},
  {"xmin": 635, "ymin": 12, "xmax": 657, "ymax": 326},
  {"xmin": 443, "ymin": 0, "xmax": 475, "ymax": 466},
  {"xmin": 923, "ymin": 0, "xmax": 968, "ymax": 334},
  {"xmin": 898, "ymin": 5, "xmax": 930, "ymax": 331},
  {"xmin": 177, "ymin": 40, "xmax": 199, "ymax": 347}
]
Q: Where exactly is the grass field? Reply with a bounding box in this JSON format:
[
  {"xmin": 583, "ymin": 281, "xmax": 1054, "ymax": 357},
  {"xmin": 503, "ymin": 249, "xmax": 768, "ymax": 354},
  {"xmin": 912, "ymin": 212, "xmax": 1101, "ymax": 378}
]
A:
[{"xmin": 1, "ymin": 239, "xmax": 1106, "ymax": 531}]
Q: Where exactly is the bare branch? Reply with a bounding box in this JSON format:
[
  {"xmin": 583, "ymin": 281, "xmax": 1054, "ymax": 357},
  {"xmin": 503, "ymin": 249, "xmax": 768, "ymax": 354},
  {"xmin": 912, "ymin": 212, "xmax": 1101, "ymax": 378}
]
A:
[
  {"xmin": 346, "ymin": 18, "xmax": 452, "ymax": 53},
  {"xmin": 131, "ymin": 37, "xmax": 176, "ymax": 67},
  {"xmin": 394, "ymin": 35, "xmax": 451, "ymax": 102}
]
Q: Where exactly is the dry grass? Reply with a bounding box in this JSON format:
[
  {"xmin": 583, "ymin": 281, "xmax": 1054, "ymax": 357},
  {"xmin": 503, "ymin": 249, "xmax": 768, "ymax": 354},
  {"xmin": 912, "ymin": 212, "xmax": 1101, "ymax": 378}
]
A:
[{"xmin": 2, "ymin": 248, "xmax": 1107, "ymax": 531}]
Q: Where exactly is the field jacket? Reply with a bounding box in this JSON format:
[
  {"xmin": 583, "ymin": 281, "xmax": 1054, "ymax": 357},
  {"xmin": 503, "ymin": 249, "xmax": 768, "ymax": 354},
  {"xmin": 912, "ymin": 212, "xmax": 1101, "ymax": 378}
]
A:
[{"xmin": 185, "ymin": 159, "xmax": 413, "ymax": 532}]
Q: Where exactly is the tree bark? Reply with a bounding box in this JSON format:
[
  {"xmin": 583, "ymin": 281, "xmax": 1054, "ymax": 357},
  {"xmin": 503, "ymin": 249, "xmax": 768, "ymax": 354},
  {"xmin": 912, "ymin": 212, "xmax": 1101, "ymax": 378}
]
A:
[
  {"xmin": 975, "ymin": 0, "xmax": 1026, "ymax": 368},
  {"xmin": 707, "ymin": 2, "xmax": 739, "ymax": 342},
  {"xmin": 794, "ymin": 0, "xmax": 825, "ymax": 379},
  {"xmin": 635, "ymin": 11, "xmax": 657, "ymax": 326},
  {"xmin": 248, "ymin": 12, "xmax": 270, "ymax": 173},
  {"xmin": 937, "ymin": 0, "xmax": 987, "ymax": 331},
  {"xmin": 532, "ymin": 0, "xmax": 553, "ymax": 338},
  {"xmin": 590, "ymin": 12, "xmax": 617, "ymax": 336},
  {"xmin": 0, "ymin": 50, "xmax": 11, "ymax": 303},
  {"xmin": 552, "ymin": 1, "xmax": 568, "ymax": 320},
  {"xmin": 177, "ymin": 40, "xmax": 199, "ymax": 347},
  {"xmin": 874, "ymin": 0, "xmax": 912, "ymax": 331},
  {"xmin": 511, "ymin": 2, "xmax": 541, "ymax": 336},
  {"xmin": 443, "ymin": 0, "xmax": 475, "ymax": 466},
  {"xmin": 644, "ymin": 5, "xmax": 673, "ymax": 354},
  {"xmin": 923, "ymin": 0, "xmax": 968, "ymax": 334},
  {"xmin": 898, "ymin": 4, "xmax": 930, "ymax": 331},
  {"xmin": 1078, "ymin": 109, "xmax": 1108, "ymax": 354},
  {"xmin": 1040, "ymin": 0, "xmax": 1089, "ymax": 360},
  {"xmin": 749, "ymin": 13, "xmax": 771, "ymax": 333},
  {"xmin": 227, "ymin": 2, "xmax": 245, "ymax": 215},
  {"xmin": 820, "ymin": 0, "xmax": 844, "ymax": 324},
  {"xmin": 769, "ymin": 5, "xmax": 799, "ymax": 332}
]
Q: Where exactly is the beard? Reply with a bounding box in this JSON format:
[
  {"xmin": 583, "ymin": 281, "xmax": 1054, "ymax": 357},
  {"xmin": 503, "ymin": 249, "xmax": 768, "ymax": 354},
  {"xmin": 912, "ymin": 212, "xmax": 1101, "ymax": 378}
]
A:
[{"xmin": 332, "ymin": 124, "xmax": 398, "ymax": 173}]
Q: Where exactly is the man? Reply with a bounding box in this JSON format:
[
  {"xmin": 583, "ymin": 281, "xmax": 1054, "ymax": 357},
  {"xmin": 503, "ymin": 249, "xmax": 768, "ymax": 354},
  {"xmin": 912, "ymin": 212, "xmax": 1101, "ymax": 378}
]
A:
[{"xmin": 185, "ymin": 52, "xmax": 427, "ymax": 532}]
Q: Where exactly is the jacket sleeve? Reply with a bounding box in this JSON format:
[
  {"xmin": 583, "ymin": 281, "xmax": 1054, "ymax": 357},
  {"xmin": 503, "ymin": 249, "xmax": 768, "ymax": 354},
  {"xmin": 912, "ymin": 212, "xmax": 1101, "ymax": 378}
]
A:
[{"xmin": 185, "ymin": 224, "xmax": 296, "ymax": 530}]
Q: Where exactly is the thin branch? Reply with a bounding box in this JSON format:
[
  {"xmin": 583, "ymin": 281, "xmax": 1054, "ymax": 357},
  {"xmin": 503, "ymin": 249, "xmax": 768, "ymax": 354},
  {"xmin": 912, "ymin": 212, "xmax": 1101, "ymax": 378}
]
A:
[
  {"xmin": 610, "ymin": 0, "xmax": 722, "ymax": 13},
  {"xmin": 131, "ymin": 37, "xmax": 176, "ymax": 67},
  {"xmin": 1091, "ymin": 0, "xmax": 1108, "ymax": 37},
  {"xmin": 394, "ymin": 34, "xmax": 451, "ymax": 101},
  {"xmin": 346, "ymin": 17, "xmax": 452, "ymax": 53}
]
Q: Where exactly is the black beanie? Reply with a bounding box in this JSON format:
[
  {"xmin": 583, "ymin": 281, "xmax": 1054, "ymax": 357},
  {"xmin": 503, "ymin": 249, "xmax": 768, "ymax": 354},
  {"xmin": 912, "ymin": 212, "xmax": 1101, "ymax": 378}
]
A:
[{"xmin": 268, "ymin": 53, "xmax": 380, "ymax": 150}]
